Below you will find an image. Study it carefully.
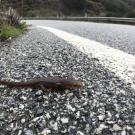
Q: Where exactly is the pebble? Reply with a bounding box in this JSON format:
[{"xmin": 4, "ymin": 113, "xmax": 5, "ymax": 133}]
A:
[
  {"xmin": 0, "ymin": 112, "xmax": 5, "ymax": 120},
  {"xmin": 24, "ymin": 129, "xmax": 34, "ymax": 135},
  {"xmin": 36, "ymin": 108, "xmax": 44, "ymax": 117},
  {"xmin": 35, "ymin": 90, "xmax": 43, "ymax": 96},
  {"xmin": 125, "ymin": 126, "xmax": 133, "ymax": 131},
  {"xmin": 10, "ymin": 123, "xmax": 14, "ymax": 128},
  {"xmin": 77, "ymin": 131, "xmax": 84, "ymax": 135},
  {"xmin": 18, "ymin": 130, "xmax": 22, "ymax": 135},
  {"xmin": 19, "ymin": 104, "xmax": 25, "ymax": 109},
  {"xmin": 32, "ymin": 116, "xmax": 43, "ymax": 122},
  {"xmin": 61, "ymin": 117, "xmax": 69, "ymax": 124},
  {"xmin": 121, "ymin": 130, "xmax": 126, "ymax": 135},
  {"xmin": 50, "ymin": 121, "xmax": 58, "ymax": 130},
  {"xmin": 46, "ymin": 113, "xmax": 51, "ymax": 119},
  {"xmin": 67, "ymin": 93, "xmax": 73, "ymax": 97},
  {"xmin": 66, "ymin": 104, "xmax": 76, "ymax": 112},
  {"xmin": 107, "ymin": 121, "xmax": 115, "ymax": 124},
  {"xmin": 97, "ymin": 114, "xmax": 105, "ymax": 121},
  {"xmin": 21, "ymin": 118, "xmax": 26, "ymax": 124},
  {"xmin": 76, "ymin": 111, "xmax": 80, "ymax": 118},
  {"xmin": 41, "ymin": 128, "xmax": 51, "ymax": 134},
  {"xmin": 95, "ymin": 124, "xmax": 108, "ymax": 134},
  {"xmin": 112, "ymin": 124, "xmax": 122, "ymax": 131},
  {"xmin": 20, "ymin": 96, "xmax": 27, "ymax": 101},
  {"xmin": 43, "ymin": 95, "xmax": 48, "ymax": 100}
]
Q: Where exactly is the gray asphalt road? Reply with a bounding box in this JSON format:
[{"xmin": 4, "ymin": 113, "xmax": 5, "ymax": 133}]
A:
[{"xmin": 26, "ymin": 20, "xmax": 135, "ymax": 55}]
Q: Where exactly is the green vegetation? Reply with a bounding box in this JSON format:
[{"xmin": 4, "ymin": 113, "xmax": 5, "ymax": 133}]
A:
[
  {"xmin": 0, "ymin": 7, "xmax": 27, "ymax": 41},
  {"xmin": 0, "ymin": 25, "xmax": 21, "ymax": 41},
  {"xmin": 0, "ymin": 22, "xmax": 27, "ymax": 41},
  {"xmin": 1, "ymin": 0, "xmax": 135, "ymax": 17}
]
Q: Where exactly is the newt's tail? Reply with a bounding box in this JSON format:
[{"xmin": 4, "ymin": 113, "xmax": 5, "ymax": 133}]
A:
[{"xmin": 0, "ymin": 80, "xmax": 38, "ymax": 87}]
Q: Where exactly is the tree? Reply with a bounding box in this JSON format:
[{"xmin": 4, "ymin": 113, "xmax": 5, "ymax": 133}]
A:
[
  {"xmin": 60, "ymin": 0, "xmax": 86, "ymax": 11},
  {"xmin": 103, "ymin": 0, "xmax": 130, "ymax": 13}
]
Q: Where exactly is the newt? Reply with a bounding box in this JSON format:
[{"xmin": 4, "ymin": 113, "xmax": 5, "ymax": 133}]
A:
[{"xmin": 0, "ymin": 77, "xmax": 83, "ymax": 91}]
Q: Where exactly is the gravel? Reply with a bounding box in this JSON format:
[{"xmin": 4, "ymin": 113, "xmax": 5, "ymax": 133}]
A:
[{"xmin": 0, "ymin": 28, "xmax": 135, "ymax": 135}]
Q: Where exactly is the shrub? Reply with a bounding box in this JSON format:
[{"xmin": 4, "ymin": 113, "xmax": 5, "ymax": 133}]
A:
[
  {"xmin": 6, "ymin": 7, "xmax": 20, "ymax": 27},
  {"xmin": 103, "ymin": 0, "xmax": 130, "ymax": 13},
  {"xmin": 0, "ymin": 25, "xmax": 22, "ymax": 41},
  {"xmin": 0, "ymin": 7, "xmax": 28, "ymax": 41},
  {"xmin": 18, "ymin": 21, "xmax": 27, "ymax": 30}
]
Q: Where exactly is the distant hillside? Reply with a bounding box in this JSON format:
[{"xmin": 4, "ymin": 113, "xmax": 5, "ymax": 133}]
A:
[{"xmin": 1, "ymin": 0, "xmax": 135, "ymax": 17}]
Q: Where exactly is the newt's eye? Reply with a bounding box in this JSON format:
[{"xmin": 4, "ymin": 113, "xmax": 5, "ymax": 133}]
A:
[{"xmin": 56, "ymin": 83, "xmax": 62, "ymax": 86}]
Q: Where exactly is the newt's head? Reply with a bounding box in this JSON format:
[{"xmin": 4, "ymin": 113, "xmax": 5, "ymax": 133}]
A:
[{"xmin": 59, "ymin": 78, "xmax": 83, "ymax": 89}]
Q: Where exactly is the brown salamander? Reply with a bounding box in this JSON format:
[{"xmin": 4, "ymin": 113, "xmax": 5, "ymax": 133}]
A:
[{"xmin": 0, "ymin": 77, "xmax": 83, "ymax": 91}]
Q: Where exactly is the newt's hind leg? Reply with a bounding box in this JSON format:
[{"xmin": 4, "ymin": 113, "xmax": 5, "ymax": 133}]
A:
[{"xmin": 39, "ymin": 84, "xmax": 46, "ymax": 91}]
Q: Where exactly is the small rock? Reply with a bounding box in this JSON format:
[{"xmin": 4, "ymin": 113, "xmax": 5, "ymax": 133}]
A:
[
  {"xmin": 18, "ymin": 130, "xmax": 22, "ymax": 135},
  {"xmin": 77, "ymin": 131, "xmax": 84, "ymax": 135},
  {"xmin": 20, "ymin": 96, "xmax": 27, "ymax": 101},
  {"xmin": 46, "ymin": 113, "xmax": 51, "ymax": 119},
  {"xmin": 50, "ymin": 121, "xmax": 58, "ymax": 130},
  {"xmin": 121, "ymin": 130, "xmax": 126, "ymax": 135},
  {"xmin": 24, "ymin": 129, "xmax": 34, "ymax": 135},
  {"xmin": 41, "ymin": 128, "xmax": 51, "ymax": 134},
  {"xmin": 28, "ymin": 123, "xmax": 34, "ymax": 128},
  {"xmin": 8, "ymin": 97, "xmax": 15, "ymax": 105},
  {"xmin": 112, "ymin": 124, "xmax": 122, "ymax": 131},
  {"xmin": 10, "ymin": 123, "xmax": 14, "ymax": 128},
  {"xmin": 106, "ymin": 121, "xmax": 115, "ymax": 124},
  {"xmin": 35, "ymin": 90, "xmax": 43, "ymax": 96},
  {"xmin": 36, "ymin": 108, "xmax": 44, "ymax": 117},
  {"xmin": 106, "ymin": 111, "xmax": 112, "ymax": 120},
  {"xmin": 73, "ymin": 121, "xmax": 77, "ymax": 125},
  {"xmin": 126, "ymin": 126, "xmax": 133, "ymax": 131},
  {"xmin": 37, "ymin": 96, "xmax": 43, "ymax": 102},
  {"xmin": 19, "ymin": 104, "xmax": 25, "ymax": 109},
  {"xmin": 68, "ymin": 126, "xmax": 76, "ymax": 134},
  {"xmin": 61, "ymin": 129, "xmax": 67, "ymax": 133},
  {"xmin": 21, "ymin": 118, "xmax": 25, "ymax": 124},
  {"xmin": 67, "ymin": 93, "xmax": 73, "ymax": 97},
  {"xmin": 0, "ymin": 85, "xmax": 5, "ymax": 88},
  {"xmin": 66, "ymin": 104, "xmax": 76, "ymax": 112},
  {"xmin": 43, "ymin": 95, "xmax": 48, "ymax": 100},
  {"xmin": 9, "ymin": 107, "xmax": 17, "ymax": 113},
  {"xmin": 0, "ymin": 113, "xmax": 5, "ymax": 120},
  {"xmin": 61, "ymin": 117, "xmax": 69, "ymax": 124},
  {"xmin": 98, "ymin": 114, "xmax": 105, "ymax": 121},
  {"xmin": 95, "ymin": 124, "xmax": 108, "ymax": 134},
  {"xmin": 32, "ymin": 116, "xmax": 43, "ymax": 122},
  {"xmin": 7, "ymin": 37, "xmax": 12, "ymax": 41},
  {"xmin": 76, "ymin": 111, "xmax": 80, "ymax": 118}
]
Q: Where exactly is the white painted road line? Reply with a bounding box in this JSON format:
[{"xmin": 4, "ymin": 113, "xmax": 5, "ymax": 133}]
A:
[{"xmin": 38, "ymin": 26, "xmax": 135, "ymax": 89}]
